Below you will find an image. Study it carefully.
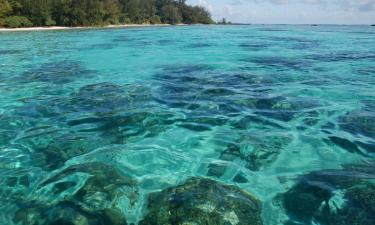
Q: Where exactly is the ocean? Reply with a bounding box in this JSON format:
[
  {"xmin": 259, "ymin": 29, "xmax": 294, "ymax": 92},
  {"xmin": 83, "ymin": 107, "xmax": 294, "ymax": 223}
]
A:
[{"xmin": 0, "ymin": 25, "xmax": 374, "ymax": 225}]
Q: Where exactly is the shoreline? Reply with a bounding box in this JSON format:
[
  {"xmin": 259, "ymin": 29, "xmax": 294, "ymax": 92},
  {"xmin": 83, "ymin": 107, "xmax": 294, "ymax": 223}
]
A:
[
  {"xmin": 0, "ymin": 24, "xmax": 186, "ymax": 32},
  {"xmin": 1, "ymin": 23, "xmax": 371, "ymax": 32}
]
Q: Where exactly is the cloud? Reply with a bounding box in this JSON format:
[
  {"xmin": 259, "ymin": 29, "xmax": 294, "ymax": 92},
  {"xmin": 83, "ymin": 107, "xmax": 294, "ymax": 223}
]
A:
[
  {"xmin": 198, "ymin": 0, "xmax": 213, "ymax": 12},
  {"xmin": 228, "ymin": 0, "xmax": 375, "ymax": 12},
  {"xmin": 270, "ymin": 0, "xmax": 289, "ymax": 4},
  {"xmin": 188, "ymin": 0, "xmax": 375, "ymax": 24}
]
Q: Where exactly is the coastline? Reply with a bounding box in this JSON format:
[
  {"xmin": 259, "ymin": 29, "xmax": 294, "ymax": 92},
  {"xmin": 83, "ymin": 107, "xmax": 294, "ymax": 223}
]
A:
[
  {"xmin": 0, "ymin": 23, "xmax": 184, "ymax": 32},
  {"xmin": 1, "ymin": 23, "xmax": 373, "ymax": 32}
]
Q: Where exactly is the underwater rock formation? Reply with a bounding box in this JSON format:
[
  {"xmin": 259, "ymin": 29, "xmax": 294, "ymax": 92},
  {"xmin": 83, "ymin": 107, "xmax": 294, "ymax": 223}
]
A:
[
  {"xmin": 327, "ymin": 101, "xmax": 375, "ymax": 155},
  {"xmin": 15, "ymin": 130, "xmax": 112, "ymax": 170},
  {"xmin": 8, "ymin": 82, "xmax": 175, "ymax": 170},
  {"xmin": 139, "ymin": 177, "xmax": 263, "ymax": 225},
  {"xmin": 64, "ymin": 82, "xmax": 174, "ymax": 143},
  {"xmin": 20, "ymin": 60, "xmax": 95, "ymax": 84},
  {"xmin": 324, "ymin": 136, "xmax": 368, "ymax": 156},
  {"xmin": 280, "ymin": 161, "xmax": 375, "ymax": 225},
  {"xmin": 12, "ymin": 82, "xmax": 153, "ymax": 123},
  {"xmin": 208, "ymin": 133, "xmax": 291, "ymax": 175},
  {"xmin": 153, "ymin": 65, "xmax": 322, "ymax": 124},
  {"xmin": 13, "ymin": 162, "xmax": 135, "ymax": 225},
  {"xmin": 339, "ymin": 110, "xmax": 375, "ymax": 139},
  {"xmin": 69, "ymin": 82, "xmax": 152, "ymax": 114},
  {"xmin": 0, "ymin": 166, "xmax": 39, "ymax": 206},
  {"xmin": 154, "ymin": 65, "xmax": 316, "ymax": 174},
  {"xmin": 39, "ymin": 162, "xmax": 139, "ymax": 208},
  {"xmin": 14, "ymin": 201, "xmax": 127, "ymax": 225}
]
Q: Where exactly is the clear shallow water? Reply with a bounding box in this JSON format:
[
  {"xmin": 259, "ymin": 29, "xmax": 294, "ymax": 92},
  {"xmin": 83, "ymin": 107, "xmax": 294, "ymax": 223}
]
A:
[{"xmin": 0, "ymin": 25, "xmax": 374, "ymax": 225}]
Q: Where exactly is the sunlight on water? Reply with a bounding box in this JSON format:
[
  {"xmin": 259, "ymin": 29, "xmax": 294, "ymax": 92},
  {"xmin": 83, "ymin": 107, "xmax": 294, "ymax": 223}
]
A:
[{"xmin": 0, "ymin": 25, "xmax": 374, "ymax": 225}]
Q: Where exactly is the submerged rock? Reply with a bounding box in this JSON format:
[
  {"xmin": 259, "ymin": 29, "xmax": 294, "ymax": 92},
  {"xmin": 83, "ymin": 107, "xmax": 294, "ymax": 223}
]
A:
[
  {"xmin": 153, "ymin": 65, "xmax": 323, "ymax": 127},
  {"xmin": 153, "ymin": 65, "xmax": 247, "ymax": 114},
  {"xmin": 0, "ymin": 166, "xmax": 40, "ymax": 205},
  {"xmin": 11, "ymin": 82, "xmax": 175, "ymax": 170},
  {"xmin": 65, "ymin": 83, "xmax": 172, "ymax": 142},
  {"xmin": 19, "ymin": 132, "xmax": 111, "ymax": 170},
  {"xmin": 69, "ymin": 82, "xmax": 152, "ymax": 113},
  {"xmin": 39, "ymin": 162, "xmax": 139, "ymax": 209},
  {"xmin": 20, "ymin": 60, "xmax": 95, "ymax": 84},
  {"xmin": 322, "ymin": 101, "xmax": 375, "ymax": 156},
  {"xmin": 208, "ymin": 133, "xmax": 291, "ymax": 176},
  {"xmin": 335, "ymin": 104, "xmax": 375, "ymax": 155},
  {"xmin": 13, "ymin": 162, "xmax": 135, "ymax": 225},
  {"xmin": 13, "ymin": 82, "xmax": 153, "ymax": 121},
  {"xmin": 339, "ymin": 110, "xmax": 375, "ymax": 138},
  {"xmin": 14, "ymin": 201, "xmax": 127, "ymax": 225},
  {"xmin": 324, "ymin": 136, "xmax": 365, "ymax": 156},
  {"xmin": 139, "ymin": 177, "xmax": 263, "ymax": 225},
  {"xmin": 280, "ymin": 161, "xmax": 375, "ymax": 225}
]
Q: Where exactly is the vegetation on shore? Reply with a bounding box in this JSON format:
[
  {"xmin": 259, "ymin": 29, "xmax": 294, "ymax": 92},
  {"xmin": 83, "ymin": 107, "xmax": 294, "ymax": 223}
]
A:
[
  {"xmin": 217, "ymin": 18, "xmax": 231, "ymax": 25},
  {"xmin": 0, "ymin": 0, "xmax": 213, "ymax": 28}
]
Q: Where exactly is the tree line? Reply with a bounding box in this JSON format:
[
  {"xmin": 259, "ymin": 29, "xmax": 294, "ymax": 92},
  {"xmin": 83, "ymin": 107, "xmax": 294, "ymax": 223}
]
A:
[{"xmin": 0, "ymin": 0, "xmax": 213, "ymax": 28}]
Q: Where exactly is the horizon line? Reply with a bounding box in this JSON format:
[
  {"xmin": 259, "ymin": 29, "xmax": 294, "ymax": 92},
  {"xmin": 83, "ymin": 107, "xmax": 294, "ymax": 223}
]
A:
[{"xmin": 216, "ymin": 23, "xmax": 375, "ymax": 26}]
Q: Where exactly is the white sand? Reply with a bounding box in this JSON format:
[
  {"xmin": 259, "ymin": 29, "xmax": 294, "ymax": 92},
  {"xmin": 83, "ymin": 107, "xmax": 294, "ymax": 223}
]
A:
[
  {"xmin": 0, "ymin": 26, "xmax": 73, "ymax": 32},
  {"xmin": 0, "ymin": 24, "xmax": 184, "ymax": 32}
]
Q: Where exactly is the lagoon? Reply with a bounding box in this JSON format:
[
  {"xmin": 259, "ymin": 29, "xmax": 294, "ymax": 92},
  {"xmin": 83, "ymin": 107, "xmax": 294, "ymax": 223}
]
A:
[{"xmin": 0, "ymin": 25, "xmax": 374, "ymax": 225}]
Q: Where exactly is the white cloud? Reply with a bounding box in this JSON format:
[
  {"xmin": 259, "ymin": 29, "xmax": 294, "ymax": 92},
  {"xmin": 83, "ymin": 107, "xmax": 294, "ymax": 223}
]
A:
[
  {"xmin": 198, "ymin": 0, "xmax": 214, "ymax": 12},
  {"xmin": 229, "ymin": 0, "xmax": 375, "ymax": 12},
  {"xmin": 188, "ymin": 0, "xmax": 375, "ymax": 24}
]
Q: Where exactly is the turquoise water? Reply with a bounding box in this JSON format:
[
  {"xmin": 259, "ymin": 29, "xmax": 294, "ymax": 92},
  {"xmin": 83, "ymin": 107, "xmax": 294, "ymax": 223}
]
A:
[{"xmin": 0, "ymin": 25, "xmax": 374, "ymax": 225}]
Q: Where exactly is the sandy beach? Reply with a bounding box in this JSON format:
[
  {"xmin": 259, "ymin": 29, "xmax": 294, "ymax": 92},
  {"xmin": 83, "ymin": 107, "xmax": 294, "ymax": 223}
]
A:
[{"xmin": 0, "ymin": 24, "xmax": 178, "ymax": 32}]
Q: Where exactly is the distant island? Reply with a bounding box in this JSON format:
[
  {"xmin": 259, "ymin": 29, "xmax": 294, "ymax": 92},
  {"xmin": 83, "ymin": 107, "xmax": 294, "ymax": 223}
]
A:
[
  {"xmin": 217, "ymin": 18, "xmax": 231, "ymax": 25},
  {"xmin": 0, "ymin": 0, "xmax": 213, "ymax": 28}
]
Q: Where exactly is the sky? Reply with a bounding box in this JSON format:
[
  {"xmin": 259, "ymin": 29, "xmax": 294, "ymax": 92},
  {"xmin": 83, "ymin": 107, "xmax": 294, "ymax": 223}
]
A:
[{"xmin": 187, "ymin": 0, "xmax": 375, "ymax": 24}]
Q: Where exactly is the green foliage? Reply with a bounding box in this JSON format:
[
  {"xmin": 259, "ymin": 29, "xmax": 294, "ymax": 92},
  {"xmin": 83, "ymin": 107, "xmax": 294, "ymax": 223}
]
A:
[
  {"xmin": 218, "ymin": 18, "xmax": 231, "ymax": 25},
  {"xmin": 0, "ymin": 0, "xmax": 12, "ymax": 18},
  {"xmin": 1, "ymin": 16, "xmax": 33, "ymax": 27},
  {"xmin": 161, "ymin": 5, "xmax": 181, "ymax": 24},
  {"xmin": 0, "ymin": 0, "xmax": 213, "ymax": 27},
  {"xmin": 119, "ymin": 16, "xmax": 131, "ymax": 24},
  {"xmin": 149, "ymin": 15, "xmax": 161, "ymax": 24}
]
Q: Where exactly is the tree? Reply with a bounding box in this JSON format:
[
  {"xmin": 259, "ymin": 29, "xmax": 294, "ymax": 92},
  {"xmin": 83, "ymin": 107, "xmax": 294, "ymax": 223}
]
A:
[
  {"xmin": 2, "ymin": 15, "xmax": 33, "ymax": 27},
  {"xmin": 149, "ymin": 15, "xmax": 161, "ymax": 24},
  {"xmin": 0, "ymin": 0, "xmax": 12, "ymax": 18},
  {"xmin": 0, "ymin": 0, "xmax": 213, "ymax": 27},
  {"xmin": 160, "ymin": 4, "xmax": 181, "ymax": 24},
  {"xmin": 102, "ymin": 0, "xmax": 122, "ymax": 24},
  {"xmin": 52, "ymin": 0, "xmax": 74, "ymax": 26}
]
